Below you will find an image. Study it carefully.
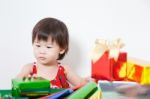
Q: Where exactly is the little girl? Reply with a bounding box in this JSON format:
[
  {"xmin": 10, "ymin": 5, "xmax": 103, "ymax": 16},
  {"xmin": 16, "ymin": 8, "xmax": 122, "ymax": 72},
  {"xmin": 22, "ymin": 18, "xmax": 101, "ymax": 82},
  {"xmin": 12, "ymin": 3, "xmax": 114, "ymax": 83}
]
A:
[{"xmin": 16, "ymin": 17, "xmax": 88, "ymax": 88}]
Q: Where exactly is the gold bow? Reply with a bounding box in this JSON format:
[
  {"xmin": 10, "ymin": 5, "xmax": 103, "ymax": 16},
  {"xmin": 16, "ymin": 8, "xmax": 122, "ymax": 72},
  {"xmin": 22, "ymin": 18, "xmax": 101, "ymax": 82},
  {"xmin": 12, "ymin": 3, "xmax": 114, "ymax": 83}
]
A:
[{"xmin": 91, "ymin": 38, "xmax": 125, "ymax": 63}]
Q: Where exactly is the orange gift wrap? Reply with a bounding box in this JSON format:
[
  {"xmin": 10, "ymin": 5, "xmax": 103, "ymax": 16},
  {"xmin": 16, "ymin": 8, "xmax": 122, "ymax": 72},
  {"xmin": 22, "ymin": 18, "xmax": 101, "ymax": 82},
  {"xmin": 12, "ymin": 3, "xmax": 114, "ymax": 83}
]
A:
[{"xmin": 126, "ymin": 58, "xmax": 150, "ymax": 85}]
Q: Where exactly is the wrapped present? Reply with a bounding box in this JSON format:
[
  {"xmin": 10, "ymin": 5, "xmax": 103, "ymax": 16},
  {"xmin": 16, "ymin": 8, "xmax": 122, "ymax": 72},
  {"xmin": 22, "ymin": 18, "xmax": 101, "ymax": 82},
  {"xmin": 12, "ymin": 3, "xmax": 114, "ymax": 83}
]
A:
[
  {"xmin": 89, "ymin": 87, "xmax": 102, "ymax": 99},
  {"xmin": 127, "ymin": 57, "xmax": 150, "ymax": 85},
  {"xmin": 91, "ymin": 38, "xmax": 127, "ymax": 81},
  {"xmin": 39, "ymin": 82, "xmax": 101, "ymax": 99},
  {"xmin": 67, "ymin": 81, "xmax": 101, "ymax": 99},
  {"xmin": 12, "ymin": 77, "xmax": 50, "ymax": 97},
  {"xmin": 39, "ymin": 83, "xmax": 84, "ymax": 99},
  {"xmin": 98, "ymin": 80, "xmax": 139, "ymax": 91},
  {"xmin": 91, "ymin": 38, "xmax": 150, "ymax": 85},
  {"xmin": 41, "ymin": 89, "xmax": 74, "ymax": 99}
]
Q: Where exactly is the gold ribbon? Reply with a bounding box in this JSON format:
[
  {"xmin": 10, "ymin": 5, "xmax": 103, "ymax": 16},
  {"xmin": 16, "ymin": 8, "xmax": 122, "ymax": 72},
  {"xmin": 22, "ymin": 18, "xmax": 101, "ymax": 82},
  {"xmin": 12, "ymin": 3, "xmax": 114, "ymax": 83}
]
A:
[
  {"xmin": 91, "ymin": 39, "xmax": 108, "ymax": 63},
  {"xmin": 91, "ymin": 38, "xmax": 125, "ymax": 63}
]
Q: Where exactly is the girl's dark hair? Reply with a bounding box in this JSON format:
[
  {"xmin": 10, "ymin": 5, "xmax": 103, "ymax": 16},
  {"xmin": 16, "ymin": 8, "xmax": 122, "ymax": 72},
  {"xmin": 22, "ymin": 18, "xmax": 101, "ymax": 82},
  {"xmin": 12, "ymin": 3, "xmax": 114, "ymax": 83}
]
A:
[{"xmin": 32, "ymin": 17, "xmax": 69, "ymax": 60}]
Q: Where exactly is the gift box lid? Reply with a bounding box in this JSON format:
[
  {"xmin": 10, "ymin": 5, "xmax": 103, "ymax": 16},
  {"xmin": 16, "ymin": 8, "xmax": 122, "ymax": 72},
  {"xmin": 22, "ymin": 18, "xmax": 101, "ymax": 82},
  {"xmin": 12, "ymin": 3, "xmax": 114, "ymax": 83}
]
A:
[{"xmin": 12, "ymin": 77, "xmax": 50, "ymax": 90}]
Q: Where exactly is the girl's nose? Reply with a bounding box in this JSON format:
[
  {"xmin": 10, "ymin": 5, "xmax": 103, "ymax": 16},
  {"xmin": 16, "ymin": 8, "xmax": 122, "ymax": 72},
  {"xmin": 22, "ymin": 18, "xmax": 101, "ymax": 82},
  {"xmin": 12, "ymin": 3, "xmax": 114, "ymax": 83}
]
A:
[{"xmin": 39, "ymin": 47, "xmax": 46, "ymax": 54}]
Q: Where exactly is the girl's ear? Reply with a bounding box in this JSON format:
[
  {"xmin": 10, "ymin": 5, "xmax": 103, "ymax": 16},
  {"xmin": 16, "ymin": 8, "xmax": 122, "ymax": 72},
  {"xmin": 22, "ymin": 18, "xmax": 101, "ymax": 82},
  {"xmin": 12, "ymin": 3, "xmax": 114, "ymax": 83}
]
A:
[{"xmin": 59, "ymin": 49, "xmax": 65, "ymax": 54}]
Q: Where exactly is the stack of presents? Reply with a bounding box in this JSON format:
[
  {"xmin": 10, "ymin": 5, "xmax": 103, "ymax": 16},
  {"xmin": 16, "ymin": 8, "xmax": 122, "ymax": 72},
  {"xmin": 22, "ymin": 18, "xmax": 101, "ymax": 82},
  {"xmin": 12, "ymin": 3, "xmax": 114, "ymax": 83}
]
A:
[
  {"xmin": 91, "ymin": 38, "xmax": 150, "ymax": 84},
  {"xmin": 11, "ymin": 77, "xmax": 101, "ymax": 99}
]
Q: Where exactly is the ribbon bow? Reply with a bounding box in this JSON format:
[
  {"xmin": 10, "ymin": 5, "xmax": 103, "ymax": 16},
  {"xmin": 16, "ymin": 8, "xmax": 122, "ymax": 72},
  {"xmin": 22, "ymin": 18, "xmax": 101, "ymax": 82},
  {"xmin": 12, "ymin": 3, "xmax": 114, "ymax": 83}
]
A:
[{"xmin": 91, "ymin": 38, "xmax": 125, "ymax": 63}]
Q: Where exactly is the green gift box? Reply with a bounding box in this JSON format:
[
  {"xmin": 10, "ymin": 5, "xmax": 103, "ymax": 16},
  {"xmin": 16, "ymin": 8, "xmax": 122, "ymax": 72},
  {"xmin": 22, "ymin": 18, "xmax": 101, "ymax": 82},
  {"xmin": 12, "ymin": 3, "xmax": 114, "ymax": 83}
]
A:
[
  {"xmin": 12, "ymin": 77, "xmax": 50, "ymax": 97},
  {"xmin": 67, "ymin": 81, "xmax": 100, "ymax": 99}
]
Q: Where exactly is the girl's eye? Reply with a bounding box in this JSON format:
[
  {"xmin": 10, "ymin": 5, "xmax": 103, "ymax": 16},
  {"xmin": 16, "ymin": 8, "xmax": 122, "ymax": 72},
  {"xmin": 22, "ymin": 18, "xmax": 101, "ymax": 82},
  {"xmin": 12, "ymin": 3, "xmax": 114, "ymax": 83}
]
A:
[
  {"xmin": 36, "ymin": 45, "xmax": 40, "ymax": 47},
  {"xmin": 47, "ymin": 46, "xmax": 52, "ymax": 48}
]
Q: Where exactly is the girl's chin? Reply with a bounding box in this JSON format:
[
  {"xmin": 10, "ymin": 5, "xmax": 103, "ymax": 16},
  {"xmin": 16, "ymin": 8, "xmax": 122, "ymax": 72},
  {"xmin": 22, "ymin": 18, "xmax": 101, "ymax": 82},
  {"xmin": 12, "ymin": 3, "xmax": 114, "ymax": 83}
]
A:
[
  {"xmin": 37, "ymin": 59, "xmax": 57, "ymax": 65},
  {"xmin": 37, "ymin": 60, "xmax": 48, "ymax": 64},
  {"xmin": 37, "ymin": 61, "xmax": 54, "ymax": 65}
]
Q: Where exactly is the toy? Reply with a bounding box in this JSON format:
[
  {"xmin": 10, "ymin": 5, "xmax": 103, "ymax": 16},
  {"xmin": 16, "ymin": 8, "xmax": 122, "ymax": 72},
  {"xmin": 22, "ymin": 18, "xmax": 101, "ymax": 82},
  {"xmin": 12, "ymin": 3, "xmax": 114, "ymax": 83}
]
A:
[
  {"xmin": 67, "ymin": 81, "xmax": 101, "ymax": 99},
  {"xmin": 91, "ymin": 38, "xmax": 150, "ymax": 85},
  {"xmin": 12, "ymin": 77, "xmax": 50, "ymax": 97}
]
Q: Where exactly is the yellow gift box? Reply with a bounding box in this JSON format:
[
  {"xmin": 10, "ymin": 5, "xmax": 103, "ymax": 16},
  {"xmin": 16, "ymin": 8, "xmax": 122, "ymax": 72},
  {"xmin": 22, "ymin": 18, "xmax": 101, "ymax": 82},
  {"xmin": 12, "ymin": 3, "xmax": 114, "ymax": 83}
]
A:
[{"xmin": 126, "ymin": 57, "xmax": 150, "ymax": 85}]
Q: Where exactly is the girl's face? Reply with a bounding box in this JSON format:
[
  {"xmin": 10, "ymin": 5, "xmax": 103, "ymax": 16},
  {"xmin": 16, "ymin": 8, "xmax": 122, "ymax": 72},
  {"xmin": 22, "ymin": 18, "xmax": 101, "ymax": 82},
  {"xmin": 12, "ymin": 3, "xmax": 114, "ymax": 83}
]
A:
[{"xmin": 33, "ymin": 36, "xmax": 65, "ymax": 65}]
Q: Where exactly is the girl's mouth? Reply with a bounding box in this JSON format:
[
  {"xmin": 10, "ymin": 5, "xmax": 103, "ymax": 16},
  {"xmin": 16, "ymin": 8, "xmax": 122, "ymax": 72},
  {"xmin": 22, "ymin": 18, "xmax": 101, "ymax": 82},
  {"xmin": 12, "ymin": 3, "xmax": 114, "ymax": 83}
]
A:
[{"xmin": 38, "ymin": 57, "xmax": 46, "ymax": 60}]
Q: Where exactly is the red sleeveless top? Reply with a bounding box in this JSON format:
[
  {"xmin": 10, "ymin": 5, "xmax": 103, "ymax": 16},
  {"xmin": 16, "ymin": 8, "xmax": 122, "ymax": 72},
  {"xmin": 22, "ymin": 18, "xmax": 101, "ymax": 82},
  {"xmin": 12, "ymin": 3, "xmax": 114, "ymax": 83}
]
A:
[{"xmin": 30, "ymin": 62, "xmax": 70, "ymax": 89}]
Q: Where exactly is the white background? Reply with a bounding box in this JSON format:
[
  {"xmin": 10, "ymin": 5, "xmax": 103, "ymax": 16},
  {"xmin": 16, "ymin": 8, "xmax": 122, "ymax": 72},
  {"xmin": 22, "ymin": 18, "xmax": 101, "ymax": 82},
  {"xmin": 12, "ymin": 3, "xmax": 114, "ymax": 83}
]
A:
[{"xmin": 0, "ymin": 0, "xmax": 150, "ymax": 89}]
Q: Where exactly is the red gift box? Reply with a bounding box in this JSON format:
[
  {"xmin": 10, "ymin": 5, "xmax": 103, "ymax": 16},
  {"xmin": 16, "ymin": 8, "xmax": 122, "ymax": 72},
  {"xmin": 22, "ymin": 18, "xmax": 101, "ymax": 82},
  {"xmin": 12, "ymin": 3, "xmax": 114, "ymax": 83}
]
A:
[{"xmin": 91, "ymin": 51, "xmax": 127, "ymax": 81}]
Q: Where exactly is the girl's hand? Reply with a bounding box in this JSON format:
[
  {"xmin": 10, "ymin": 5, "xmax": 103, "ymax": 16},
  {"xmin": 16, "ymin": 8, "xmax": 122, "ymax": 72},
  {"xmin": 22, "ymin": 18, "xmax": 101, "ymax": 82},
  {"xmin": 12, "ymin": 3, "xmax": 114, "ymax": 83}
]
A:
[{"xmin": 84, "ymin": 76, "xmax": 96, "ymax": 83}]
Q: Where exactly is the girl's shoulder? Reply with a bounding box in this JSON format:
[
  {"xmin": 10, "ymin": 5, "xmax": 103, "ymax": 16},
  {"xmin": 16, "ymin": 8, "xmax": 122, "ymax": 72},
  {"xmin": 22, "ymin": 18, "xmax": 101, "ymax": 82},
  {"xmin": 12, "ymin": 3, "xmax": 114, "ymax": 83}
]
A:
[
  {"xmin": 60, "ymin": 64, "xmax": 73, "ymax": 74},
  {"xmin": 60, "ymin": 64, "xmax": 68, "ymax": 70}
]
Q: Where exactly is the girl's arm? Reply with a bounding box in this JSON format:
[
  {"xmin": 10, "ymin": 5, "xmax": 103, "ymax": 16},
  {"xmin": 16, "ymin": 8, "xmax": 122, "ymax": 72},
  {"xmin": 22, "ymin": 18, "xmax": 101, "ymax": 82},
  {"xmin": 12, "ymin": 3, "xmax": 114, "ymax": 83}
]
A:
[
  {"xmin": 64, "ymin": 65, "xmax": 88, "ymax": 86},
  {"xmin": 16, "ymin": 63, "xmax": 33, "ymax": 78}
]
